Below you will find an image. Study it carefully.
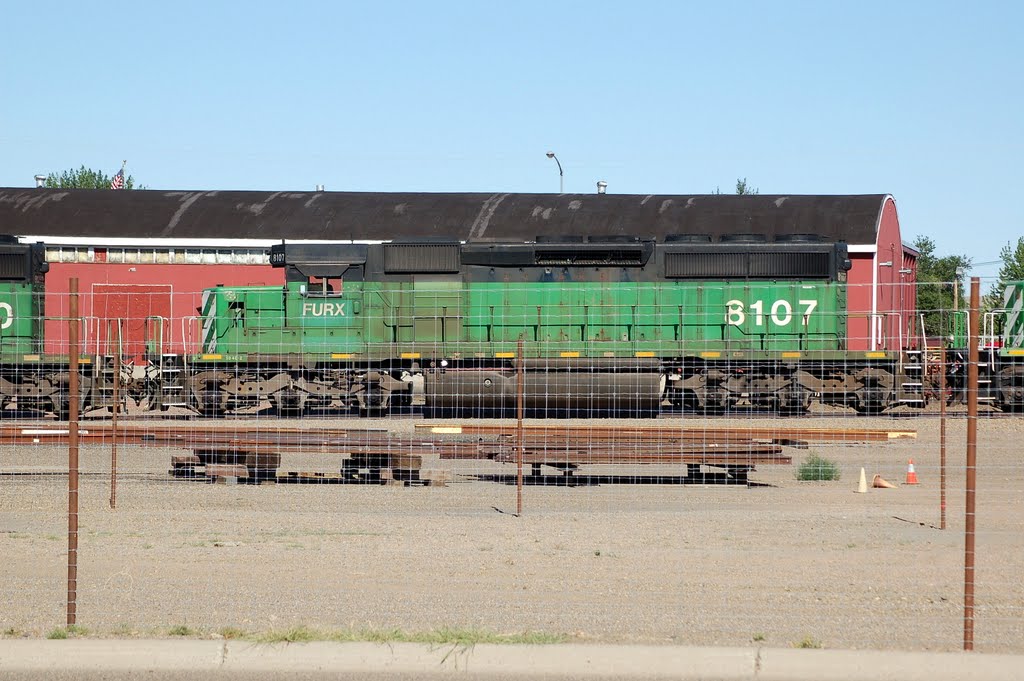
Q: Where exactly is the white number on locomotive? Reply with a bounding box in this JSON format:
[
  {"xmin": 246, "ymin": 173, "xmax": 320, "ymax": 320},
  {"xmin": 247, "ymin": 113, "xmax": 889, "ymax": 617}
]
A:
[
  {"xmin": 724, "ymin": 299, "xmax": 817, "ymax": 327},
  {"xmin": 0, "ymin": 302, "xmax": 12, "ymax": 330}
]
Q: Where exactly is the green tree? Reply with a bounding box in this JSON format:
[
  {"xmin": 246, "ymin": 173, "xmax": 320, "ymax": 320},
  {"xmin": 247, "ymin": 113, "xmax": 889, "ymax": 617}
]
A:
[
  {"xmin": 984, "ymin": 237, "xmax": 1024, "ymax": 311},
  {"xmin": 43, "ymin": 165, "xmax": 138, "ymax": 190},
  {"xmin": 712, "ymin": 178, "xmax": 759, "ymax": 195},
  {"xmin": 913, "ymin": 235, "xmax": 971, "ymax": 335},
  {"xmin": 734, "ymin": 177, "xmax": 758, "ymax": 195}
]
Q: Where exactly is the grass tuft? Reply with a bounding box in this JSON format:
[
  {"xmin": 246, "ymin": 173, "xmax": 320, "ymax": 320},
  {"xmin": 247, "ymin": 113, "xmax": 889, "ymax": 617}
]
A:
[
  {"xmin": 795, "ymin": 636, "xmax": 822, "ymax": 649},
  {"xmin": 168, "ymin": 624, "xmax": 198, "ymax": 637},
  {"xmin": 218, "ymin": 627, "xmax": 247, "ymax": 640},
  {"xmin": 251, "ymin": 625, "xmax": 321, "ymax": 644},
  {"xmin": 251, "ymin": 626, "xmax": 565, "ymax": 645},
  {"xmin": 796, "ymin": 454, "xmax": 841, "ymax": 482}
]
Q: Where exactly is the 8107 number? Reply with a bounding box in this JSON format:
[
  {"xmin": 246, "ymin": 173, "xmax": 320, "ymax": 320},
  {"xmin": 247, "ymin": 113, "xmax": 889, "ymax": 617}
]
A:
[{"xmin": 725, "ymin": 299, "xmax": 818, "ymax": 327}]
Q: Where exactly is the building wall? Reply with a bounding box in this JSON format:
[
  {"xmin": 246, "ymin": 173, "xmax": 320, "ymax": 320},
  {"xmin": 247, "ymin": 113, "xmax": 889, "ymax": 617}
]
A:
[
  {"xmin": 846, "ymin": 252, "xmax": 874, "ymax": 351},
  {"xmin": 843, "ymin": 197, "xmax": 916, "ymax": 352},
  {"xmin": 43, "ymin": 262, "xmax": 282, "ymax": 357}
]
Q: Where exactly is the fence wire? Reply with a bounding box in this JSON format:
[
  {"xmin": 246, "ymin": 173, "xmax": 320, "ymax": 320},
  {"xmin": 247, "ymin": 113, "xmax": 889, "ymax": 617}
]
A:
[{"xmin": 0, "ymin": 279, "xmax": 1021, "ymax": 652}]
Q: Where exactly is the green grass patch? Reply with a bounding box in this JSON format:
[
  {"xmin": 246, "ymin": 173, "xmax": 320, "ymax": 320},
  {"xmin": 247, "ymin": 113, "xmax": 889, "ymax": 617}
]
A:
[
  {"xmin": 794, "ymin": 636, "xmax": 822, "ymax": 649},
  {"xmin": 218, "ymin": 627, "xmax": 247, "ymax": 640},
  {"xmin": 251, "ymin": 625, "xmax": 320, "ymax": 644},
  {"xmin": 796, "ymin": 454, "xmax": 841, "ymax": 482},
  {"xmin": 251, "ymin": 626, "xmax": 565, "ymax": 645},
  {"xmin": 168, "ymin": 624, "xmax": 198, "ymax": 637},
  {"xmin": 46, "ymin": 625, "xmax": 87, "ymax": 640}
]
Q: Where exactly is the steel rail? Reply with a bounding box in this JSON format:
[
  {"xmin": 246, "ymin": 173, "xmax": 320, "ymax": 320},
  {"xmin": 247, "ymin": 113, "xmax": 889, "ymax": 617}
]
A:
[{"xmin": 417, "ymin": 424, "xmax": 916, "ymax": 443}]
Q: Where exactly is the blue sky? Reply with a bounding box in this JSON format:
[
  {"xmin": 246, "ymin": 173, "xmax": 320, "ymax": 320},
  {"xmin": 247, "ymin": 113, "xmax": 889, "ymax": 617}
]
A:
[{"xmin": 1, "ymin": 1, "xmax": 1020, "ymax": 278}]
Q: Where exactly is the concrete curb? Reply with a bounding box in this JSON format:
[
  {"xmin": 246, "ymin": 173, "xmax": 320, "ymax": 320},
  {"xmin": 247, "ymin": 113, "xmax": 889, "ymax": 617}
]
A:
[{"xmin": 0, "ymin": 640, "xmax": 1021, "ymax": 680}]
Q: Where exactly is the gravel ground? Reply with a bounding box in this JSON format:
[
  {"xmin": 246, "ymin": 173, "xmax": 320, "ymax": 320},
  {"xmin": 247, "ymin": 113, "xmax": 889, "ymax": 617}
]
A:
[{"xmin": 1, "ymin": 407, "xmax": 1022, "ymax": 653}]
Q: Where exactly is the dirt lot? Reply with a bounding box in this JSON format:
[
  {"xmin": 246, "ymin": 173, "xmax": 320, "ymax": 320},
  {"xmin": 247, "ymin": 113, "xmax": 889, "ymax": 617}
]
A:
[{"xmin": 1, "ymin": 410, "xmax": 1022, "ymax": 653}]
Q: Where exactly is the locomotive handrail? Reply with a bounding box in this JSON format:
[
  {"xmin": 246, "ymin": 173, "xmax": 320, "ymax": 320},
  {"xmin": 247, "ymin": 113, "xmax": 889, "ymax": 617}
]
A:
[
  {"xmin": 182, "ymin": 316, "xmax": 201, "ymax": 356},
  {"xmin": 83, "ymin": 315, "xmax": 100, "ymax": 357},
  {"xmin": 143, "ymin": 316, "xmax": 168, "ymax": 357},
  {"xmin": 982, "ymin": 311, "xmax": 1000, "ymax": 370}
]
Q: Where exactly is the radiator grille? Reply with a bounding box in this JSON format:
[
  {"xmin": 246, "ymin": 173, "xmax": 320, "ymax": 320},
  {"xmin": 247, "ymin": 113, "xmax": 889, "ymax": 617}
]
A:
[
  {"xmin": 666, "ymin": 251, "xmax": 831, "ymax": 279},
  {"xmin": 0, "ymin": 252, "xmax": 27, "ymax": 280},
  {"xmin": 665, "ymin": 252, "xmax": 747, "ymax": 278},
  {"xmin": 749, "ymin": 252, "xmax": 830, "ymax": 278},
  {"xmin": 383, "ymin": 244, "xmax": 460, "ymax": 273}
]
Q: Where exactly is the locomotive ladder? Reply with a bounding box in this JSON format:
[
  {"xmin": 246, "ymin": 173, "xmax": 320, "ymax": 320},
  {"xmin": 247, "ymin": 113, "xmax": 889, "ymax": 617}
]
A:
[
  {"xmin": 144, "ymin": 316, "xmax": 190, "ymax": 408},
  {"xmin": 157, "ymin": 354, "xmax": 189, "ymax": 407},
  {"xmin": 896, "ymin": 320, "xmax": 926, "ymax": 407},
  {"xmin": 91, "ymin": 319, "xmax": 124, "ymax": 412},
  {"xmin": 897, "ymin": 347, "xmax": 926, "ymax": 406}
]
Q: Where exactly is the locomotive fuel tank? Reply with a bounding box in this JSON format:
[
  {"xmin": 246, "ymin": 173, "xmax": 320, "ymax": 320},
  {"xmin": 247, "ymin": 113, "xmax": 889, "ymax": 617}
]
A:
[{"xmin": 425, "ymin": 358, "xmax": 662, "ymax": 416}]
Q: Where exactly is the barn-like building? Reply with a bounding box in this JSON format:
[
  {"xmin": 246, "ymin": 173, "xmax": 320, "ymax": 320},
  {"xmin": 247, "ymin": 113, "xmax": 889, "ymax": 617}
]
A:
[{"xmin": 0, "ymin": 188, "xmax": 917, "ymax": 355}]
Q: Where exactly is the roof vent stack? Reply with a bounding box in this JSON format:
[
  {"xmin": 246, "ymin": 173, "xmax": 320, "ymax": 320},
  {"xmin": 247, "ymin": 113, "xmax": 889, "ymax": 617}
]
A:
[{"xmin": 34, "ymin": 175, "xmax": 46, "ymax": 189}]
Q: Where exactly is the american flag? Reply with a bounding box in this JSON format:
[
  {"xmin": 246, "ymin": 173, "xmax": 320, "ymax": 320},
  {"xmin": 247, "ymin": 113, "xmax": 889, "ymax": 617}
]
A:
[{"xmin": 110, "ymin": 166, "xmax": 125, "ymax": 190}]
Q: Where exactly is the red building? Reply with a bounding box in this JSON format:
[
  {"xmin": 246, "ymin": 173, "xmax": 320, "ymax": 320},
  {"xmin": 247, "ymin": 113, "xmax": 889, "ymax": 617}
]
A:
[{"xmin": 843, "ymin": 196, "xmax": 919, "ymax": 351}]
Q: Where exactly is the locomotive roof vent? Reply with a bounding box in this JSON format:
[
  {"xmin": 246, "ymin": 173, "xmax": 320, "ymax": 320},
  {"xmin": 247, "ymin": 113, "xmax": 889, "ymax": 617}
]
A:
[
  {"xmin": 664, "ymin": 234, "xmax": 712, "ymax": 243},
  {"xmin": 586, "ymin": 235, "xmax": 644, "ymax": 243},
  {"xmin": 535, "ymin": 235, "xmax": 586, "ymax": 243},
  {"xmin": 719, "ymin": 234, "xmax": 767, "ymax": 243},
  {"xmin": 774, "ymin": 233, "xmax": 823, "ymax": 243},
  {"xmin": 383, "ymin": 243, "xmax": 460, "ymax": 273},
  {"xmin": 535, "ymin": 247, "xmax": 646, "ymax": 267}
]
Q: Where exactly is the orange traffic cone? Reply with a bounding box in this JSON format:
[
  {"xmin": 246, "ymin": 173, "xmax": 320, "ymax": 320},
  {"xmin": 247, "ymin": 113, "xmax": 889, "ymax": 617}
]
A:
[
  {"xmin": 904, "ymin": 459, "xmax": 919, "ymax": 485},
  {"xmin": 873, "ymin": 474, "xmax": 896, "ymax": 489}
]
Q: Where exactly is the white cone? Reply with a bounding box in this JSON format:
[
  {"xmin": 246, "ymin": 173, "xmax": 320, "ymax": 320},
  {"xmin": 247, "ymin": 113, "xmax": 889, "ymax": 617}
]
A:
[{"xmin": 855, "ymin": 467, "xmax": 867, "ymax": 494}]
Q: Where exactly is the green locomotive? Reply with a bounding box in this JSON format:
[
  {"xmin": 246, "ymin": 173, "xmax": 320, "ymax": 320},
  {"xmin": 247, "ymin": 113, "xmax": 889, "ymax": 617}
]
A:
[{"xmin": 146, "ymin": 237, "xmax": 927, "ymax": 416}]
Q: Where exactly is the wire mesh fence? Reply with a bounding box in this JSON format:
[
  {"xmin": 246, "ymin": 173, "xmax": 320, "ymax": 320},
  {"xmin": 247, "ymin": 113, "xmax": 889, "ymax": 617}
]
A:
[{"xmin": 0, "ymin": 278, "xmax": 1022, "ymax": 652}]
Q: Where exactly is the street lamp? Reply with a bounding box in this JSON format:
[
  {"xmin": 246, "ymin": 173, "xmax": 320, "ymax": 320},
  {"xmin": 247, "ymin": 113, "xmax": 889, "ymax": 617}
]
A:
[{"xmin": 545, "ymin": 151, "xmax": 563, "ymax": 193}]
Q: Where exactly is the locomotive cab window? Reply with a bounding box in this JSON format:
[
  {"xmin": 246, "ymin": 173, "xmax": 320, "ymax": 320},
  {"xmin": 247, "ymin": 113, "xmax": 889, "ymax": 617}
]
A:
[{"xmin": 304, "ymin": 276, "xmax": 342, "ymax": 297}]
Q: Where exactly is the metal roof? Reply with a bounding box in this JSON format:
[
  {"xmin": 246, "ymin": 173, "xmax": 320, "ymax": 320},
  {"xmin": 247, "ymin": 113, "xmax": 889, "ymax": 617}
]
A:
[{"xmin": 0, "ymin": 189, "xmax": 892, "ymax": 245}]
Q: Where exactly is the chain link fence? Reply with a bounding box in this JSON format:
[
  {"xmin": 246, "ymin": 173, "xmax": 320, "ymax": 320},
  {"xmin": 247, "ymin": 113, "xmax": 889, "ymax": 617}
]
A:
[{"xmin": 0, "ymin": 279, "xmax": 1021, "ymax": 652}]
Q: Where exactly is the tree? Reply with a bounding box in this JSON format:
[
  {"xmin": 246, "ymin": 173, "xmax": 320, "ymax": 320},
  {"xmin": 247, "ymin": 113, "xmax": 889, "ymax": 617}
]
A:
[
  {"xmin": 983, "ymin": 237, "xmax": 1024, "ymax": 312},
  {"xmin": 712, "ymin": 178, "xmax": 759, "ymax": 195},
  {"xmin": 913, "ymin": 235, "xmax": 971, "ymax": 335},
  {"xmin": 734, "ymin": 177, "xmax": 758, "ymax": 195},
  {"xmin": 43, "ymin": 165, "xmax": 139, "ymax": 190}
]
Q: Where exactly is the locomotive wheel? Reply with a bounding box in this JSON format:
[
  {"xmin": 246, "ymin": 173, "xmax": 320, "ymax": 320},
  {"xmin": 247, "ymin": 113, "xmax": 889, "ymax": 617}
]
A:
[
  {"xmin": 197, "ymin": 389, "xmax": 226, "ymax": 417},
  {"xmin": 778, "ymin": 386, "xmax": 810, "ymax": 416}
]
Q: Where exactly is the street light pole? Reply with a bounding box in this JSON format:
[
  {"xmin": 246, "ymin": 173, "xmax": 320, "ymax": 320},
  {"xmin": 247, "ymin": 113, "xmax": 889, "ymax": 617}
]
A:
[{"xmin": 546, "ymin": 151, "xmax": 563, "ymax": 193}]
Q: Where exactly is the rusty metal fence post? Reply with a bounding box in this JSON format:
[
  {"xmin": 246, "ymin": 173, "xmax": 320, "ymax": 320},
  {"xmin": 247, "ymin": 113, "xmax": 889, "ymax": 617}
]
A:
[
  {"xmin": 110, "ymin": 320, "xmax": 120, "ymax": 510},
  {"xmin": 940, "ymin": 344, "xmax": 947, "ymax": 530},
  {"xmin": 516, "ymin": 337, "xmax": 524, "ymax": 516},
  {"xmin": 963, "ymin": 277, "xmax": 979, "ymax": 650},
  {"xmin": 67, "ymin": 278, "xmax": 80, "ymax": 627}
]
